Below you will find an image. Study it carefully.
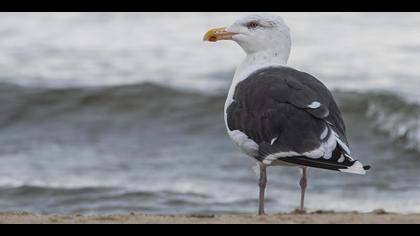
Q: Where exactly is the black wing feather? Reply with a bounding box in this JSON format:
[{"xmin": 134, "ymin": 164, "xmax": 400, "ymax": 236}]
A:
[{"xmin": 226, "ymin": 66, "xmax": 358, "ymax": 171}]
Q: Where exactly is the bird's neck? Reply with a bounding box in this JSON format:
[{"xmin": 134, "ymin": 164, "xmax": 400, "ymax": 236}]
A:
[{"xmin": 234, "ymin": 49, "xmax": 290, "ymax": 82}]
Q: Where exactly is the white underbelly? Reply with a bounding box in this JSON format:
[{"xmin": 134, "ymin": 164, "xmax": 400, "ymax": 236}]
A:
[
  {"xmin": 227, "ymin": 130, "xmax": 259, "ymax": 157},
  {"xmin": 227, "ymin": 129, "xmax": 301, "ymax": 167}
]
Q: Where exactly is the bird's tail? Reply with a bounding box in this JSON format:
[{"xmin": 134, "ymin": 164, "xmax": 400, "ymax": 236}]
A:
[
  {"xmin": 281, "ymin": 156, "xmax": 370, "ymax": 175},
  {"xmin": 279, "ymin": 145, "xmax": 371, "ymax": 175}
]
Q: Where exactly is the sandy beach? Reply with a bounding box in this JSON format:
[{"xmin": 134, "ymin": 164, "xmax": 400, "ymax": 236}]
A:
[{"xmin": 1, "ymin": 211, "xmax": 419, "ymax": 224}]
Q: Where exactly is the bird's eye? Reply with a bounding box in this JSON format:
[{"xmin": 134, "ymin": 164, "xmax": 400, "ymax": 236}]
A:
[{"xmin": 247, "ymin": 22, "xmax": 260, "ymax": 29}]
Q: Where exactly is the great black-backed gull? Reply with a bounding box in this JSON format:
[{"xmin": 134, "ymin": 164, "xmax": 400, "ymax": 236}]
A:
[{"xmin": 204, "ymin": 13, "xmax": 370, "ymax": 215}]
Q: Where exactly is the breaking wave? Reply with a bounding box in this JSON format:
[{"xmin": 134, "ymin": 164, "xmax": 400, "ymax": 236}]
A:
[{"xmin": 1, "ymin": 82, "xmax": 419, "ymax": 154}]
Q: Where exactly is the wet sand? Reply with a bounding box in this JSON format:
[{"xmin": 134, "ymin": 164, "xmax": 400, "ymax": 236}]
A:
[{"xmin": 1, "ymin": 210, "xmax": 420, "ymax": 224}]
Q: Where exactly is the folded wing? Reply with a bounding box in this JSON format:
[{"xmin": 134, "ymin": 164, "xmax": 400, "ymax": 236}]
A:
[{"xmin": 226, "ymin": 66, "xmax": 369, "ymax": 174}]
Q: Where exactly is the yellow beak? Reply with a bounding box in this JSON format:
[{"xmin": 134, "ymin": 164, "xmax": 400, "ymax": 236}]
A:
[{"xmin": 203, "ymin": 27, "xmax": 236, "ymax": 42}]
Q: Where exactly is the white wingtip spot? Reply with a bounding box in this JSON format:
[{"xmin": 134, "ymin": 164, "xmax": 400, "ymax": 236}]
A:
[
  {"xmin": 308, "ymin": 101, "xmax": 321, "ymax": 109},
  {"xmin": 332, "ymin": 130, "xmax": 351, "ymax": 155},
  {"xmin": 270, "ymin": 137, "xmax": 278, "ymax": 145},
  {"xmin": 339, "ymin": 161, "xmax": 366, "ymax": 175},
  {"xmin": 320, "ymin": 127, "xmax": 329, "ymax": 140}
]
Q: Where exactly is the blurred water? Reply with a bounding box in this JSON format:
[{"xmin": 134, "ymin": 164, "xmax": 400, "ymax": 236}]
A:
[
  {"xmin": 1, "ymin": 13, "xmax": 420, "ymax": 98},
  {"xmin": 0, "ymin": 12, "xmax": 420, "ymax": 215}
]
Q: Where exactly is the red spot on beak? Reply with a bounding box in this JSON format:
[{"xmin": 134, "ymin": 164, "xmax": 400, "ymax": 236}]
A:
[{"xmin": 209, "ymin": 36, "xmax": 217, "ymax": 42}]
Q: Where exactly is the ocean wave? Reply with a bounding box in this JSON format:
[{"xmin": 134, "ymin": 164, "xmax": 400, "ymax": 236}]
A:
[
  {"xmin": 0, "ymin": 82, "xmax": 225, "ymax": 128},
  {"xmin": 335, "ymin": 91, "xmax": 420, "ymax": 154},
  {"xmin": 1, "ymin": 82, "xmax": 420, "ymax": 153},
  {"xmin": 0, "ymin": 175, "xmax": 217, "ymax": 200},
  {"xmin": 366, "ymin": 94, "xmax": 420, "ymax": 153}
]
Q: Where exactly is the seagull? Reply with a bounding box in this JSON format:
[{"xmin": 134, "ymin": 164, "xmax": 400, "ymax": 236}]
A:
[{"xmin": 203, "ymin": 13, "xmax": 370, "ymax": 215}]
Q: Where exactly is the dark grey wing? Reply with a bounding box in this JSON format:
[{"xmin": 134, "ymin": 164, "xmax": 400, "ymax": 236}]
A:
[
  {"xmin": 268, "ymin": 68, "xmax": 349, "ymax": 149},
  {"xmin": 226, "ymin": 66, "xmax": 368, "ymax": 174},
  {"xmin": 267, "ymin": 69, "xmax": 331, "ymax": 119}
]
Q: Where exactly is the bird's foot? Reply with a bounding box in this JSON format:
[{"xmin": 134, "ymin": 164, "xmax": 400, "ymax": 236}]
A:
[{"xmin": 257, "ymin": 212, "xmax": 267, "ymax": 216}]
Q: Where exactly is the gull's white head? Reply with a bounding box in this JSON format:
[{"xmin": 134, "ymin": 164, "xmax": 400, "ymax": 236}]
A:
[{"xmin": 204, "ymin": 13, "xmax": 292, "ymax": 64}]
